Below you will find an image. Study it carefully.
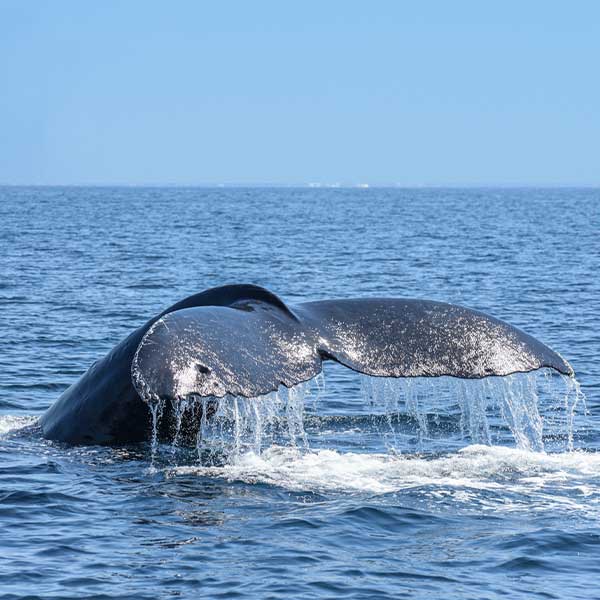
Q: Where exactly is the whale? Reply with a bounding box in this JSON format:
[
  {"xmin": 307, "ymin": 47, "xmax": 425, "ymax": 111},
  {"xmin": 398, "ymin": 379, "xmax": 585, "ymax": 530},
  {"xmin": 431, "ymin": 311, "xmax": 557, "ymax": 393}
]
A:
[{"xmin": 39, "ymin": 284, "xmax": 573, "ymax": 445}]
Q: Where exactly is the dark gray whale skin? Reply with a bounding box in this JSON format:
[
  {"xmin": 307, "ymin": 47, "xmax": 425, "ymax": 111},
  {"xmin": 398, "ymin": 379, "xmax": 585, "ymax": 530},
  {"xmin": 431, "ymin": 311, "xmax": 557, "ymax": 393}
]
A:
[
  {"xmin": 40, "ymin": 284, "xmax": 573, "ymax": 445},
  {"xmin": 40, "ymin": 285, "xmax": 288, "ymax": 445}
]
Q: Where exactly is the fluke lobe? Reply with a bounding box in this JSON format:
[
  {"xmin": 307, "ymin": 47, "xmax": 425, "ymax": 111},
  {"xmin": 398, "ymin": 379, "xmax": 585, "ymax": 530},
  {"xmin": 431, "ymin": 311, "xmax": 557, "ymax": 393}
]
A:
[{"xmin": 39, "ymin": 284, "xmax": 573, "ymax": 445}]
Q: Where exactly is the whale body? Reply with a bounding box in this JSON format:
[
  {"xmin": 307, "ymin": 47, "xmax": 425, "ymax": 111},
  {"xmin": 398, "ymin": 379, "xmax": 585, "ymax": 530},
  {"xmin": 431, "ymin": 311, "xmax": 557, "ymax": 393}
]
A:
[{"xmin": 40, "ymin": 284, "xmax": 572, "ymax": 445}]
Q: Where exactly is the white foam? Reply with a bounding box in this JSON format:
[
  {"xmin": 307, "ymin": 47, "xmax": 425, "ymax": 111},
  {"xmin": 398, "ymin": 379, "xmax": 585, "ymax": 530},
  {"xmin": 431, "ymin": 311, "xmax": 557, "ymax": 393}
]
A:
[
  {"xmin": 0, "ymin": 415, "xmax": 38, "ymax": 436},
  {"xmin": 151, "ymin": 369, "xmax": 593, "ymax": 511},
  {"xmin": 170, "ymin": 444, "xmax": 600, "ymax": 512}
]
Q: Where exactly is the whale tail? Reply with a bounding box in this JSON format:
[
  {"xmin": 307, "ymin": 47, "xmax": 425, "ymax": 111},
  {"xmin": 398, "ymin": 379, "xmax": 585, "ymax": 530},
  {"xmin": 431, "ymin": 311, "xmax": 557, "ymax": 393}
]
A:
[
  {"xmin": 40, "ymin": 284, "xmax": 573, "ymax": 445},
  {"xmin": 132, "ymin": 287, "xmax": 572, "ymax": 404}
]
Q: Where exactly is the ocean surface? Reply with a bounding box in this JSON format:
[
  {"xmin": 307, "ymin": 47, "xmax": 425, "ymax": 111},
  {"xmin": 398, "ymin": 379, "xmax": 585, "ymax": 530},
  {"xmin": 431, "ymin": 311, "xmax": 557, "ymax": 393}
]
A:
[{"xmin": 1, "ymin": 186, "xmax": 599, "ymax": 599}]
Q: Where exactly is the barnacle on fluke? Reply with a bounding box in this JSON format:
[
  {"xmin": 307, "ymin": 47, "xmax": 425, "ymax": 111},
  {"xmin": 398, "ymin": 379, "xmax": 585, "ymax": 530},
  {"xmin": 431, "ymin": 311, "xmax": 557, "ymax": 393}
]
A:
[{"xmin": 39, "ymin": 284, "xmax": 572, "ymax": 445}]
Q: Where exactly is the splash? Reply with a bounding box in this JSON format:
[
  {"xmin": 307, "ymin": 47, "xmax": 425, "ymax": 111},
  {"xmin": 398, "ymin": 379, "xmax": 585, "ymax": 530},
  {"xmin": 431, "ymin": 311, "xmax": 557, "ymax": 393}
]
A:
[
  {"xmin": 171, "ymin": 444, "xmax": 600, "ymax": 514},
  {"xmin": 0, "ymin": 415, "xmax": 39, "ymax": 437}
]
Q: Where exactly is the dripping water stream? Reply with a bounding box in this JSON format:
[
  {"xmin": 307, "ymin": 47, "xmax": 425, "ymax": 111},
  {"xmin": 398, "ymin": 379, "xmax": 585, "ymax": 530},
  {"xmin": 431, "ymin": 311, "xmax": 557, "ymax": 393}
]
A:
[{"xmin": 144, "ymin": 369, "xmax": 587, "ymax": 468}]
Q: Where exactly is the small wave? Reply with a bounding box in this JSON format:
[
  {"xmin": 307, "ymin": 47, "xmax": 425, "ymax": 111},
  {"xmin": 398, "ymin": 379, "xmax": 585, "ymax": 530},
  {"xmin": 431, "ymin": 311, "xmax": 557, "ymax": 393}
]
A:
[{"xmin": 2, "ymin": 382, "xmax": 69, "ymax": 392}]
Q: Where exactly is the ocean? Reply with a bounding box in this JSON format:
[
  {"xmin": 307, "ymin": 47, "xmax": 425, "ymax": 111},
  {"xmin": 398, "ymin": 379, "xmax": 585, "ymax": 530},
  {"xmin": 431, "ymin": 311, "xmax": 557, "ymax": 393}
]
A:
[{"xmin": 1, "ymin": 186, "xmax": 599, "ymax": 599}]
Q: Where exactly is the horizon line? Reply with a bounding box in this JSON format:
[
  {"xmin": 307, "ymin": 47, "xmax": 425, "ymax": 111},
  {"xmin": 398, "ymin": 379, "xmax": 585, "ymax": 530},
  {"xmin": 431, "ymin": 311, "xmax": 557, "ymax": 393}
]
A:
[{"xmin": 1, "ymin": 182, "xmax": 600, "ymax": 189}]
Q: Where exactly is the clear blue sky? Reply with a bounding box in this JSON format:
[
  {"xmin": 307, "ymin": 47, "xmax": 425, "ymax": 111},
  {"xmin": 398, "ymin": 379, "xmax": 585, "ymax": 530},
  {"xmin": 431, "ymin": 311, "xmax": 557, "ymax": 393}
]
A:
[{"xmin": 1, "ymin": 1, "xmax": 599, "ymax": 186}]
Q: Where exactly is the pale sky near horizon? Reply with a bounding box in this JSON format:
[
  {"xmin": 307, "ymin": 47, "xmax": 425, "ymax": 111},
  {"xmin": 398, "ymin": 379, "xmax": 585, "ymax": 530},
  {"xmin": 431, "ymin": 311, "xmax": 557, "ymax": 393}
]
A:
[{"xmin": 1, "ymin": 1, "xmax": 599, "ymax": 186}]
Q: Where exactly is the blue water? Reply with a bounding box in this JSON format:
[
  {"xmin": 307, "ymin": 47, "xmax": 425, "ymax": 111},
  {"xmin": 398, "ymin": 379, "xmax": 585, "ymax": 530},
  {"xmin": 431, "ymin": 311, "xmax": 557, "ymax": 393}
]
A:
[{"xmin": 1, "ymin": 187, "xmax": 599, "ymax": 599}]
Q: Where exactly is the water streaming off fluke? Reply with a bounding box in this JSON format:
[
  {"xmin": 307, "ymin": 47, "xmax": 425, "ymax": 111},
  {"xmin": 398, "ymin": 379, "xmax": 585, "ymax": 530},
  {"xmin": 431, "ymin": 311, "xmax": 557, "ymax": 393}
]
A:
[{"xmin": 144, "ymin": 369, "xmax": 587, "ymax": 466}]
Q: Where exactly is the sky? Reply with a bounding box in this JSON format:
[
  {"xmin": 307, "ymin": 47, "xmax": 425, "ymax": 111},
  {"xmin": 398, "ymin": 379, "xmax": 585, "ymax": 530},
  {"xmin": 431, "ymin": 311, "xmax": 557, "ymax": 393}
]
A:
[{"xmin": 1, "ymin": 1, "xmax": 599, "ymax": 186}]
